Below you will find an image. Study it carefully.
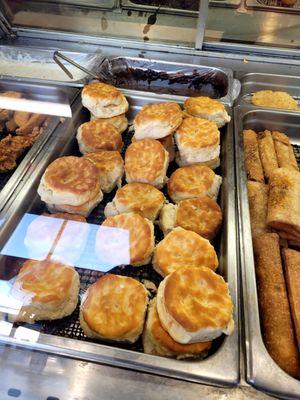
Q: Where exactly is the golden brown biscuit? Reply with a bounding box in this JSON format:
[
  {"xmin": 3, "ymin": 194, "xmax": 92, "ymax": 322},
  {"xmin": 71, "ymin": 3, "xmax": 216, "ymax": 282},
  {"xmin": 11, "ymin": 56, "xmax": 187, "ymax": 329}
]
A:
[
  {"xmin": 83, "ymin": 151, "xmax": 124, "ymax": 193},
  {"xmin": 157, "ymin": 266, "xmax": 234, "ymax": 344},
  {"xmin": 125, "ymin": 139, "xmax": 169, "ymax": 189},
  {"xmin": 82, "ymin": 82, "xmax": 129, "ymax": 118},
  {"xmin": 47, "ymin": 190, "xmax": 103, "ymax": 218},
  {"xmin": 45, "ymin": 213, "xmax": 86, "ymax": 222},
  {"xmin": 38, "ymin": 156, "xmax": 101, "ymax": 206},
  {"xmin": 175, "ymin": 117, "xmax": 220, "ymax": 166},
  {"xmin": 77, "ymin": 120, "xmax": 123, "ymax": 154},
  {"xmin": 176, "ymin": 197, "xmax": 222, "ymax": 240},
  {"xmin": 12, "ymin": 259, "xmax": 79, "ymax": 323},
  {"xmin": 80, "ymin": 274, "xmax": 148, "ymax": 343},
  {"xmin": 153, "ymin": 227, "xmax": 218, "ymax": 277},
  {"xmin": 167, "ymin": 164, "xmax": 222, "ymax": 203},
  {"xmin": 104, "ymin": 182, "xmax": 165, "ymax": 221},
  {"xmin": 101, "ymin": 212, "xmax": 155, "ymax": 266},
  {"xmin": 183, "ymin": 97, "xmax": 230, "ymax": 128},
  {"xmin": 252, "ymin": 90, "xmax": 299, "ymax": 111},
  {"xmin": 158, "ymin": 135, "xmax": 175, "ymax": 163},
  {"xmin": 134, "ymin": 102, "xmax": 182, "ymax": 140},
  {"xmin": 143, "ymin": 298, "xmax": 212, "ymax": 359},
  {"xmin": 90, "ymin": 113, "xmax": 128, "ymax": 134}
]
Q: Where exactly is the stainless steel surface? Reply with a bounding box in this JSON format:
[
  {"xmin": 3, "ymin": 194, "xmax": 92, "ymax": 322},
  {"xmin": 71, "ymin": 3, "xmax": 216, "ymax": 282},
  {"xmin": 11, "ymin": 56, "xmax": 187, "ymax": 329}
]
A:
[
  {"xmin": 0, "ymin": 345, "xmax": 273, "ymax": 400},
  {"xmin": 53, "ymin": 50, "xmax": 103, "ymax": 80},
  {"xmin": 245, "ymin": 0, "xmax": 300, "ymax": 14},
  {"xmin": 0, "ymin": 91, "xmax": 239, "ymax": 387},
  {"xmin": 238, "ymin": 73, "xmax": 300, "ymax": 108},
  {"xmin": 235, "ymin": 106, "xmax": 300, "ymax": 400},
  {"xmin": 196, "ymin": 0, "xmax": 208, "ymax": 49},
  {"xmin": 0, "ymin": 79, "xmax": 76, "ymax": 214},
  {"xmin": 98, "ymin": 56, "xmax": 236, "ymax": 105},
  {"xmin": 0, "ymin": 45, "xmax": 102, "ymax": 86}
]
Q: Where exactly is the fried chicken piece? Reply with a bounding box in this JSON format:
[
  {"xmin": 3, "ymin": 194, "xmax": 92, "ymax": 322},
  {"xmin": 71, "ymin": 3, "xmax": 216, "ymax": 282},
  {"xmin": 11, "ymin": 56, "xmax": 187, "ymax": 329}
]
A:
[
  {"xmin": 6, "ymin": 118, "xmax": 18, "ymax": 132},
  {"xmin": 14, "ymin": 111, "xmax": 31, "ymax": 128},
  {"xmin": 16, "ymin": 114, "xmax": 47, "ymax": 135},
  {"xmin": 0, "ymin": 92, "xmax": 23, "ymax": 122}
]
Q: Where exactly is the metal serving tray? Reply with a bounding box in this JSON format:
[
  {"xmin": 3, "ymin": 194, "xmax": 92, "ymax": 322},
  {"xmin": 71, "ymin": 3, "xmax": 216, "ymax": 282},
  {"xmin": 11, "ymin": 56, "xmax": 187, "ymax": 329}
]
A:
[
  {"xmin": 0, "ymin": 79, "xmax": 76, "ymax": 213},
  {"xmin": 0, "ymin": 46, "xmax": 103, "ymax": 87},
  {"xmin": 98, "ymin": 56, "xmax": 238, "ymax": 106},
  {"xmin": 239, "ymin": 73, "xmax": 300, "ymax": 109},
  {"xmin": 245, "ymin": 0, "xmax": 300, "ymax": 13},
  {"xmin": 235, "ymin": 106, "xmax": 300, "ymax": 399},
  {"xmin": 0, "ymin": 91, "xmax": 239, "ymax": 386}
]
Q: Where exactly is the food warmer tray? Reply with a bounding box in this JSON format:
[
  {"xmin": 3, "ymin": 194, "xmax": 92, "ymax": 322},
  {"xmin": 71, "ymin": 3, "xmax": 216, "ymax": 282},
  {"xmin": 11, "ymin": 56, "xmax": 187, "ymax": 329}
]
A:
[
  {"xmin": 0, "ymin": 79, "xmax": 77, "ymax": 213},
  {"xmin": 245, "ymin": 0, "xmax": 300, "ymax": 13},
  {"xmin": 0, "ymin": 46, "xmax": 103, "ymax": 87},
  {"xmin": 0, "ymin": 91, "xmax": 239, "ymax": 387},
  {"xmin": 234, "ymin": 105, "xmax": 300, "ymax": 399},
  {"xmin": 121, "ymin": 0, "xmax": 241, "ymax": 14},
  {"xmin": 238, "ymin": 73, "xmax": 300, "ymax": 109},
  {"xmin": 97, "ymin": 56, "xmax": 239, "ymax": 106}
]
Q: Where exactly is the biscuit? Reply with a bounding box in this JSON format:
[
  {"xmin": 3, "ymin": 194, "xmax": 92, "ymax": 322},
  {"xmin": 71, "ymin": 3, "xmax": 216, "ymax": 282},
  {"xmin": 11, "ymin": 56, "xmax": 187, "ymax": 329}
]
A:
[
  {"xmin": 157, "ymin": 266, "xmax": 234, "ymax": 344},
  {"xmin": 11, "ymin": 259, "xmax": 79, "ymax": 324},
  {"xmin": 143, "ymin": 298, "xmax": 212, "ymax": 359},
  {"xmin": 175, "ymin": 117, "xmax": 220, "ymax": 165},
  {"xmin": 158, "ymin": 135, "xmax": 175, "ymax": 163},
  {"xmin": 80, "ymin": 274, "xmax": 148, "ymax": 343},
  {"xmin": 252, "ymin": 90, "xmax": 299, "ymax": 111},
  {"xmin": 101, "ymin": 212, "xmax": 155, "ymax": 266},
  {"xmin": 82, "ymin": 82, "xmax": 129, "ymax": 118},
  {"xmin": 167, "ymin": 165, "xmax": 222, "ymax": 203},
  {"xmin": 83, "ymin": 151, "xmax": 124, "ymax": 193},
  {"xmin": 125, "ymin": 139, "xmax": 169, "ymax": 189},
  {"xmin": 184, "ymin": 97, "xmax": 230, "ymax": 128},
  {"xmin": 77, "ymin": 120, "xmax": 123, "ymax": 154},
  {"xmin": 159, "ymin": 196, "xmax": 222, "ymax": 240},
  {"xmin": 38, "ymin": 156, "xmax": 101, "ymax": 206},
  {"xmin": 176, "ymin": 153, "xmax": 220, "ymax": 169},
  {"xmin": 134, "ymin": 102, "xmax": 182, "ymax": 140},
  {"xmin": 46, "ymin": 190, "xmax": 103, "ymax": 218},
  {"xmin": 90, "ymin": 113, "xmax": 128, "ymax": 133},
  {"xmin": 153, "ymin": 227, "xmax": 218, "ymax": 277},
  {"xmin": 104, "ymin": 182, "xmax": 165, "ymax": 221}
]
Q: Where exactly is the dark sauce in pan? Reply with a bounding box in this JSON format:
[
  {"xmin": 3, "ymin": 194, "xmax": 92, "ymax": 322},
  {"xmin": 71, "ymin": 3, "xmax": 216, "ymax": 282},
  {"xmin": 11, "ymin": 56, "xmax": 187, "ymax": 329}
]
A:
[
  {"xmin": 100, "ymin": 59, "xmax": 228, "ymax": 99},
  {"xmin": 131, "ymin": 0, "xmax": 200, "ymax": 10}
]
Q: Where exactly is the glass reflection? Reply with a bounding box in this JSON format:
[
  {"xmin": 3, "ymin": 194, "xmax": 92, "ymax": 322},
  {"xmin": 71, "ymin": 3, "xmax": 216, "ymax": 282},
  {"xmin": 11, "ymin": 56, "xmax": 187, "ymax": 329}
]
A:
[{"xmin": 1, "ymin": 213, "xmax": 131, "ymax": 271}]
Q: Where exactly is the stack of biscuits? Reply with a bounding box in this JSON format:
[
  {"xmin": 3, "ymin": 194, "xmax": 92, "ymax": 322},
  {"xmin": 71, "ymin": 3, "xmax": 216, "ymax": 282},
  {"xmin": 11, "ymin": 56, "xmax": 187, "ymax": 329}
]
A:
[
  {"xmin": 13, "ymin": 84, "xmax": 235, "ymax": 359},
  {"xmin": 243, "ymin": 128, "xmax": 300, "ymax": 377}
]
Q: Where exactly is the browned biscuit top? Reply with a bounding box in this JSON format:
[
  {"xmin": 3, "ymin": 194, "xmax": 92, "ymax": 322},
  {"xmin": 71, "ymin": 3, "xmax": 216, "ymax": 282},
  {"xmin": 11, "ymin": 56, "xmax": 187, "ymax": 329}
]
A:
[
  {"xmin": 82, "ymin": 274, "xmax": 148, "ymax": 339},
  {"xmin": 164, "ymin": 266, "xmax": 233, "ymax": 332},
  {"xmin": 43, "ymin": 156, "xmax": 100, "ymax": 197}
]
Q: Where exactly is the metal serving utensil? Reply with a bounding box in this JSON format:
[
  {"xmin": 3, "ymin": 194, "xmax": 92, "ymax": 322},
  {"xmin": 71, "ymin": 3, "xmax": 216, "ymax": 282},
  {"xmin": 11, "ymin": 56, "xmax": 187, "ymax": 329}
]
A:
[{"xmin": 53, "ymin": 50, "xmax": 106, "ymax": 81}]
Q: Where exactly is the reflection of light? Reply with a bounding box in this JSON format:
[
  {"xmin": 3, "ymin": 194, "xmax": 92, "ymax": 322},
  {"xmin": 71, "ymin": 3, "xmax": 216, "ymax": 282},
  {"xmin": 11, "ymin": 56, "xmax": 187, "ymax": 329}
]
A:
[
  {"xmin": 1, "ymin": 212, "xmax": 132, "ymax": 272},
  {"xmin": 14, "ymin": 326, "xmax": 40, "ymax": 343},
  {"xmin": 0, "ymin": 96, "xmax": 71, "ymax": 118},
  {"xmin": 24, "ymin": 214, "xmax": 64, "ymax": 260},
  {"xmin": 95, "ymin": 226, "xmax": 130, "ymax": 267},
  {"xmin": 0, "ymin": 279, "xmax": 23, "ymax": 315},
  {"xmin": 51, "ymin": 220, "xmax": 89, "ymax": 265},
  {"xmin": 0, "ymin": 320, "xmax": 13, "ymax": 337}
]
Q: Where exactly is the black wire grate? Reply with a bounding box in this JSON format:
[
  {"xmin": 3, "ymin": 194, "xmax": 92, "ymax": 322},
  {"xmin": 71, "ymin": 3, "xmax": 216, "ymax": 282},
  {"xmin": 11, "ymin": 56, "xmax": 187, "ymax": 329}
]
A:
[
  {"xmin": 293, "ymin": 143, "xmax": 300, "ymax": 167},
  {"xmin": 11, "ymin": 122, "xmax": 225, "ymax": 357}
]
